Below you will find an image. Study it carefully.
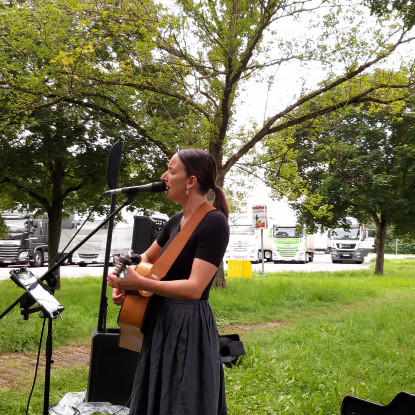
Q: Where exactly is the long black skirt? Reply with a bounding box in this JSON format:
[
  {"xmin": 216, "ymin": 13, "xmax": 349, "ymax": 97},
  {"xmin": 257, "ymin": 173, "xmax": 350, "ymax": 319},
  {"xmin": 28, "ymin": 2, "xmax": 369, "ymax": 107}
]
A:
[{"xmin": 128, "ymin": 296, "xmax": 227, "ymax": 415}]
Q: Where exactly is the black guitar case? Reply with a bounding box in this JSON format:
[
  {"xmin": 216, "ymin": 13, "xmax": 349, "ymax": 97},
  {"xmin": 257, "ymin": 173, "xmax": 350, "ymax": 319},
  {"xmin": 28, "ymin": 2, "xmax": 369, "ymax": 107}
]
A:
[{"xmin": 85, "ymin": 141, "xmax": 139, "ymax": 406}]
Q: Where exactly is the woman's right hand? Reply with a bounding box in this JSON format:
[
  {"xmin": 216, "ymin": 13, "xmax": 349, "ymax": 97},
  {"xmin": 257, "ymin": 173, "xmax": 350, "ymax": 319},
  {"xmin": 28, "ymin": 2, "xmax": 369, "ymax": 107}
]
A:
[{"xmin": 109, "ymin": 255, "xmax": 127, "ymax": 306}]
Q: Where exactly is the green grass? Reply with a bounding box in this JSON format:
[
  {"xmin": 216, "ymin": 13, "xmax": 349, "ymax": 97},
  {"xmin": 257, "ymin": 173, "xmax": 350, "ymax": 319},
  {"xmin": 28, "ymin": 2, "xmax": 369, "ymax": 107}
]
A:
[
  {"xmin": 1, "ymin": 259, "xmax": 415, "ymax": 414},
  {"xmin": 0, "ymin": 277, "xmax": 121, "ymax": 353}
]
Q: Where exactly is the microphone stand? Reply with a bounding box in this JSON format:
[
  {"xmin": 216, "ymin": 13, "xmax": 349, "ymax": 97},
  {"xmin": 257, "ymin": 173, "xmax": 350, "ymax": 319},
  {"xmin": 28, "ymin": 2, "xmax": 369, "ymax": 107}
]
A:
[
  {"xmin": 97, "ymin": 191, "xmax": 117, "ymax": 332},
  {"xmin": 20, "ymin": 306, "xmax": 56, "ymax": 415}
]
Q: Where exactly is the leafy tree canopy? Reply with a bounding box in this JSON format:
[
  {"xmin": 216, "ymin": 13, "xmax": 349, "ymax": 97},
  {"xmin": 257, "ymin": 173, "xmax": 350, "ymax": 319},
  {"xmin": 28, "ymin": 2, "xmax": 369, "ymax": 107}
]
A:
[
  {"xmin": 0, "ymin": 104, "xmax": 176, "ymax": 280},
  {"xmin": 0, "ymin": 0, "xmax": 414, "ymax": 188},
  {"xmin": 0, "ymin": 214, "xmax": 7, "ymax": 239}
]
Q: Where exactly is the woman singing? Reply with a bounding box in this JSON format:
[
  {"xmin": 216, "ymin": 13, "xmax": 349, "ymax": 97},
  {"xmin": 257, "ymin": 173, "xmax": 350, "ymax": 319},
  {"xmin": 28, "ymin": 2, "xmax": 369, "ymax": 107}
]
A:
[{"xmin": 107, "ymin": 148, "xmax": 230, "ymax": 414}]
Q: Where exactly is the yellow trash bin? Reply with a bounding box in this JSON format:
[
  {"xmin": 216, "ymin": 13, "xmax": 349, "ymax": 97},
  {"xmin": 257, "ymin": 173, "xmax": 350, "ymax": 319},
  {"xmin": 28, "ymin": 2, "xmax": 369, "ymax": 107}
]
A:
[{"xmin": 227, "ymin": 260, "xmax": 252, "ymax": 279}]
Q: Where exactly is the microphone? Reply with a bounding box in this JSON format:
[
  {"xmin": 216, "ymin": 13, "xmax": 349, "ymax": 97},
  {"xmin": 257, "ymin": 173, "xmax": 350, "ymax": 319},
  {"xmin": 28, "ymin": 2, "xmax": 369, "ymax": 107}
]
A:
[{"xmin": 105, "ymin": 182, "xmax": 166, "ymax": 195}]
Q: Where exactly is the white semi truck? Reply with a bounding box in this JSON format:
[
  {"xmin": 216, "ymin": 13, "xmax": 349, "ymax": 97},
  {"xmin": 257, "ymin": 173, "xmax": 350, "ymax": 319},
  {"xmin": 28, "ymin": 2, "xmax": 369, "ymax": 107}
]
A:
[
  {"xmin": 272, "ymin": 225, "xmax": 315, "ymax": 263},
  {"xmin": 224, "ymin": 225, "xmax": 273, "ymax": 263},
  {"xmin": 59, "ymin": 215, "xmax": 133, "ymax": 266},
  {"xmin": 329, "ymin": 222, "xmax": 375, "ymax": 264}
]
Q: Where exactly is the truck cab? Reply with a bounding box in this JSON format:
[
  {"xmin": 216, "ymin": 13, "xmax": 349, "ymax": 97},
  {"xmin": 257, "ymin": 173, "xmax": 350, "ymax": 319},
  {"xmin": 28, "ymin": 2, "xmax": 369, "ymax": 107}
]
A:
[
  {"xmin": 329, "ymin": 223, "xmax": 375, "ymax": 264},
  {"xmin": 272, "ymin": 225, "xmax": 314, "ymax": 263},
  {"xmin": 0, "ymin": 212, "xmax": 48, "ymax": 267},
  {"xmin": 224, "ymin": 225, "xmax": 273, "ymax": 263}
]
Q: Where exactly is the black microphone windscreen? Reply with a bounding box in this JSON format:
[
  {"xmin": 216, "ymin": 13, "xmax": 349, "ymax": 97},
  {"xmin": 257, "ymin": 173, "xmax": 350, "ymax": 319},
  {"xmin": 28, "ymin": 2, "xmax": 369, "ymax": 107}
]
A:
[{"xmin": 152, "ymin": 182, "xmax": 167, "ymax": 192}]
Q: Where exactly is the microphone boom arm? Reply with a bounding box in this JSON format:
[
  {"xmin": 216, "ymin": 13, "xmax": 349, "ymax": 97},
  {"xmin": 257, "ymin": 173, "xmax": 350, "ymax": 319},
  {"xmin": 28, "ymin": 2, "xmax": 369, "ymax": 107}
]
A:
[{"xmin": 0, "ymin": 195, "xmax": 135, "ymax": 321}]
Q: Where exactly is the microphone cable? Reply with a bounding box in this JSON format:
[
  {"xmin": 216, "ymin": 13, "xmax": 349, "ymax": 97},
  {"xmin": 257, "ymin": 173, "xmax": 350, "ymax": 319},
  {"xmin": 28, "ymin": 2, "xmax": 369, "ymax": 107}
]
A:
[{"xmin": 25, "ymin": 317, "xmax": 46, "ymax": 415}]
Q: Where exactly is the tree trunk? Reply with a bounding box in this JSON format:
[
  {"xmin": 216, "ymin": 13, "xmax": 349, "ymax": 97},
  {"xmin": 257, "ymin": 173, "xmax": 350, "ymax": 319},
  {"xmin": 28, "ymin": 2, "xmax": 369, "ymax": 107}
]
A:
[
  {"xmin": 46, "ymin": 164, "xmax": 66, "ymax": 290},
  {"xmin": 47, "ymin": 204, "xmax": 64, "ymax": 290},
  {"xmin": 373, "ymin": 213, "xmax": 388, "ymax": 276},
  {"xmin": 212, "ymin": 261, "xmax": 227, "ymax": 289},
  {"xmin": 207, "ymin": 174, "xmax": 227, "ymax": 289}
]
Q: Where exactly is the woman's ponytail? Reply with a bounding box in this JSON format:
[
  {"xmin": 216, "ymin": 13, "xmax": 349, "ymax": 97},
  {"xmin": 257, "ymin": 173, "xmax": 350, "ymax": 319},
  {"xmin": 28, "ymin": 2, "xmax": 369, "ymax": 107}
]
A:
[{"xmin": 213, "ymin": 186, "xmax": 229, "ymax": 219}]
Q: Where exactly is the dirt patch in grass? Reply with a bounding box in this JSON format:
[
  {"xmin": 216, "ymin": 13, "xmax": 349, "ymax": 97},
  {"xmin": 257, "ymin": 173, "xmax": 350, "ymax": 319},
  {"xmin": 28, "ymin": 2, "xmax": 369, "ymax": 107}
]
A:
[
  {"xmin": 0, "ymin": 321, "xmax": 287, "ymax": 390},
  {"xmin": 0, "ymin": 343, "xmax": 91, "ymax": 390},
  {"xmin": 221, "ymin": 320, "xmax": 288, "ymax": 333}
]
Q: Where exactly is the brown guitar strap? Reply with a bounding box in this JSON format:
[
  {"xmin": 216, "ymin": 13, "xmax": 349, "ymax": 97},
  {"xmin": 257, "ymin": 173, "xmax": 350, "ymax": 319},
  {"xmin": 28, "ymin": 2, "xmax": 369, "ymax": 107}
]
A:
[{"xmin": 150, "ymin": 201, "xmax": 215, "ymax": 281}]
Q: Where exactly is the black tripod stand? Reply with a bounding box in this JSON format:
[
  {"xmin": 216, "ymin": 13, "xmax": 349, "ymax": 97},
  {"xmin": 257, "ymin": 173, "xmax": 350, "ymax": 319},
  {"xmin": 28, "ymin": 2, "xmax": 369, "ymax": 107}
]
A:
[
  {"xmin": 4, "ymin": 266, "xmax": 64, "ymax": 415},
  {"xmin": 21, "ymin": 305, "xmax": 57, "ymax": 415}
]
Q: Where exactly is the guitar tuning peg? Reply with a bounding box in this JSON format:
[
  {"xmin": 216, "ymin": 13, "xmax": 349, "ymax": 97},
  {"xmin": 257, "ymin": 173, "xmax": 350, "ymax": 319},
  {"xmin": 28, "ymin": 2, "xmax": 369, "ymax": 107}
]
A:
[{"xmin": 114, "ymin": 256, "xmax": 132, "ymax": 279}]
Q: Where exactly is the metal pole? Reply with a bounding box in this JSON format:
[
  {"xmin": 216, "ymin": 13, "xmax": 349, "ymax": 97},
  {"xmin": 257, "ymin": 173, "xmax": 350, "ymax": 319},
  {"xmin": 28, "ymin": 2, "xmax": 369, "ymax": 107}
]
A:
[
  {"xmin": 261, "ymin": 228, "xmax": 265, "ymax": 278},
  {"xmin": 43, "ymin": 317, "xmax": 53, "ymax": 415}
]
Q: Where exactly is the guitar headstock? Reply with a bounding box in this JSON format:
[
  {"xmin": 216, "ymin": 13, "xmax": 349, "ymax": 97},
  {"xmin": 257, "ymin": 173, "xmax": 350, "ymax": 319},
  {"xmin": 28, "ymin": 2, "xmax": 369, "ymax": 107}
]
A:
[{"xmin": 114, "ymin": 254, "xmax": 141, "ymax": 279}]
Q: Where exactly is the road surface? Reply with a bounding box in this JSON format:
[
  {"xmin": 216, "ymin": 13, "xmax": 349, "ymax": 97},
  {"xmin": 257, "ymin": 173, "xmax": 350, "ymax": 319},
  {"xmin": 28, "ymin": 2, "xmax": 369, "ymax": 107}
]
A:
[{"xmin": 1, "ymin": 253, "xmax": 410, "ymax": 282}]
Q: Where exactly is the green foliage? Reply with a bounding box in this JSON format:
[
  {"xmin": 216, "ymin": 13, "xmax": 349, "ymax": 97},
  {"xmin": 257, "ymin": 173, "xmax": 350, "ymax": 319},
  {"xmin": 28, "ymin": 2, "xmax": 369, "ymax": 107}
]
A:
[
  {"xmin": 383, "ymin": 235, "xmax": 415, "ymax": 254},
  {"xmin": 0, "ymin": 104, "xmax": 174, "ymax": 216},
  {"xmin": 1, "ymin": 107, "xmax": 106, "ymax": 210},
  {"xmin": 0, "ymin": 0, "xmax": 197, "ymax": 225},
  {"xmin": 365, "ymin": 0, "xmax": 415, "ymax": 28},
  {"xmin": 315, "ymin": 94, "xmax": 414, "ymax": 230},
  {"xmin": 0, "ymin": 0, "xmax": 205, "ymax": 157}
]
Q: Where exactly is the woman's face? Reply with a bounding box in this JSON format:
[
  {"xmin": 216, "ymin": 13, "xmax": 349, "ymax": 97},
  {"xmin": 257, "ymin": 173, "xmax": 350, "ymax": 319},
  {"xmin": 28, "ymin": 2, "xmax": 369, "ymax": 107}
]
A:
[{"xmin": 161, "ymin": 153, "xmax": 190, "ymax": 203}]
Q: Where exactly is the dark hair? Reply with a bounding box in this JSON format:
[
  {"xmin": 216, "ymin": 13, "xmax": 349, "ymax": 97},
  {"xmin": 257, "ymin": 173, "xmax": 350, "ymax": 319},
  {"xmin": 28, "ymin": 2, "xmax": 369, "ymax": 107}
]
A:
[{"xmin": 177, "ymin": 149, "xmax": 229, "ymax": 218}]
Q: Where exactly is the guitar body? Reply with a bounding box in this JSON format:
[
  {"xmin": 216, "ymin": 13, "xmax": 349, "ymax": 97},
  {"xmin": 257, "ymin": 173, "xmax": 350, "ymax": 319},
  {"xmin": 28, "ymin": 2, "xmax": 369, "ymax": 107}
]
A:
[{"xmin": 117, "ymin": 261, "xmax": 154, "ymax": 352}]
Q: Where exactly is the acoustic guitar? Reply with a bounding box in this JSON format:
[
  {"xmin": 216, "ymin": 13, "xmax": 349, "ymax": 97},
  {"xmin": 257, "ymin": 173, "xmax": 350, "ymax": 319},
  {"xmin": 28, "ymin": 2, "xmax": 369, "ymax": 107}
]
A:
[{"xmin": 115, "ymin": 258, "xmax": 156, "ymax": 352}]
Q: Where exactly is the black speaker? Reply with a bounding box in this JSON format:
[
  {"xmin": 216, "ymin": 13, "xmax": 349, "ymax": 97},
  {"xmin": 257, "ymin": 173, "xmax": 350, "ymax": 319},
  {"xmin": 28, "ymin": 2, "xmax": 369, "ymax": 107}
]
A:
[
  {"xmin": 131, "ymin": 216, "xmax": 167, "ymax": 254},
  {"xmin": 86, "ymin": 327, "xmax": 139, "ymax": 405}
]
